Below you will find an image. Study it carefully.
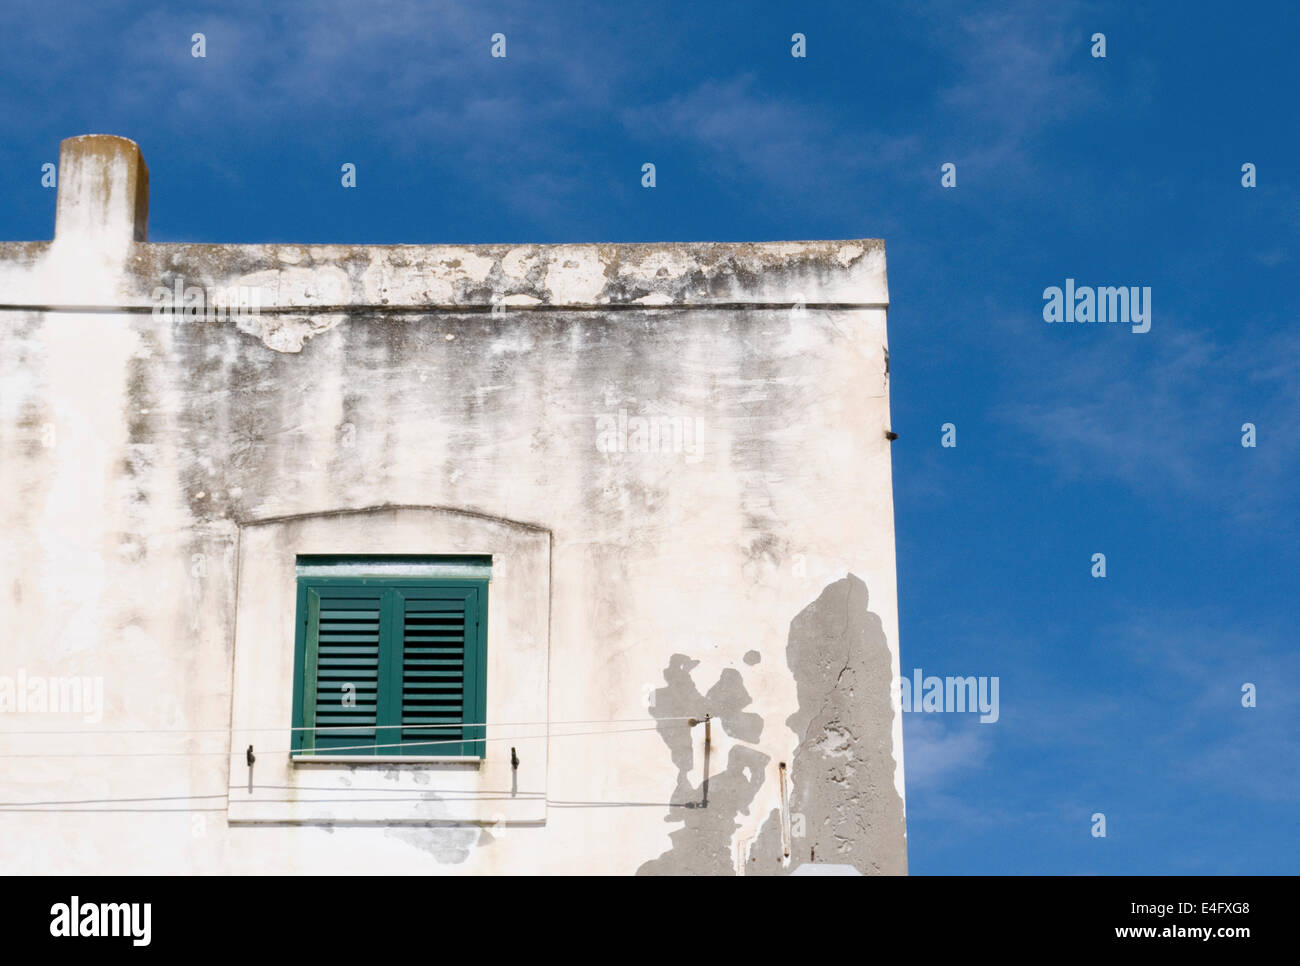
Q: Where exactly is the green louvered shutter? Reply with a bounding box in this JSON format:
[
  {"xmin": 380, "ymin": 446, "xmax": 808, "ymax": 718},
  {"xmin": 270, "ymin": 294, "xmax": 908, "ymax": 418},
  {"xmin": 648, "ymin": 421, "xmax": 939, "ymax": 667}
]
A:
[
  {"xmin": 297, "ymin": 586, "xmax": 384, "ymax": 755},
  {"xmin": 294, "ymin": 572, "xmax": 487, "ymax": 758},
  {"xmin": 397, "ymin": 586, "xmax": 486, "ymax": 757}
]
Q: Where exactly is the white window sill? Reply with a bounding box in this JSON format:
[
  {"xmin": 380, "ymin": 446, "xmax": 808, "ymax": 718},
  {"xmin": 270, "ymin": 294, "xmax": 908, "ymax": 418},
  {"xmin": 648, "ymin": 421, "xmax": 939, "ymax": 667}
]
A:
[{"xmin": 290, "ymin": 755, "xmax": 484, "ymax": 766}]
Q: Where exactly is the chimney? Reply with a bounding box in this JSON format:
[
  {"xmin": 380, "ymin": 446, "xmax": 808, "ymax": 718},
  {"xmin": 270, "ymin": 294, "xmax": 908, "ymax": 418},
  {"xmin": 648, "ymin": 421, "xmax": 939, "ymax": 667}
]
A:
[{"xmin": 53, "ymin": 135, "xmax": 149, "ymax": 244}]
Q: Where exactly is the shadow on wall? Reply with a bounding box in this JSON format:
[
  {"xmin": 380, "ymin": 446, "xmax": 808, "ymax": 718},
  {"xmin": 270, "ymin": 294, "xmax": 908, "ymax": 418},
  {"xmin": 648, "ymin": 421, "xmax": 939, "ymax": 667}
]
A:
[{"xmin": 638, "ymin": 574, "xmax": 907, "ymax": 876}]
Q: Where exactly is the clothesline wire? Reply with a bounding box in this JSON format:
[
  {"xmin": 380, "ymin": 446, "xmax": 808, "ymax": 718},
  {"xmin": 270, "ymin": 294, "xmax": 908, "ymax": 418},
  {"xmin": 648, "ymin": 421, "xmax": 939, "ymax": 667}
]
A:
[
  {"xmin": 0, "ymin": 715, "xmax": 696, "ymax": 737},
  {"xmin": 0, "ymin": 723, "xmax": 680, "ymax": 758}
]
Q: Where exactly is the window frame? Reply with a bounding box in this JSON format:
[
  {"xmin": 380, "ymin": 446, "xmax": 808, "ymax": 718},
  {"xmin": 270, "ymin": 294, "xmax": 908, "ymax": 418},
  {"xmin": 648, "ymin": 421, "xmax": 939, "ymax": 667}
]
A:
[{"xmin": 289, "ymin": 563, "xmax": 489, "ymax": 761}]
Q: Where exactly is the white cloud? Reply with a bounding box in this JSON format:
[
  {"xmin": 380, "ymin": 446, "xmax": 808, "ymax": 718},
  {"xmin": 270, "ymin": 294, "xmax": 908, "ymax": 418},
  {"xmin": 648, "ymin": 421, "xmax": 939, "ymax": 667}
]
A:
[
  {"xmin": 904, "ymin": 715, "xmax": 991, "ymax": 790},
  {"xmin": 997, "ymin": 324, "xmax": 1300, "ymax": 519}
]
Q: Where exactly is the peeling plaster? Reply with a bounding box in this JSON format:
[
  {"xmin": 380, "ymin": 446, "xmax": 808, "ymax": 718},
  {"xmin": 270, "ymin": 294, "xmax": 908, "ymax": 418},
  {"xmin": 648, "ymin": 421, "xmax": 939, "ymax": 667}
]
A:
[
  {"xmin": 747, "ymin": 575, "xmax": 907, "ymax": 875},
  {"xmin": 0, "ymin": 237, "xmax": 889, "ymax": 355},
  {"xmin": 639, "ymin": 576, "xmax": 906, "ymax": 877},
  {"xmin": 637, "ymin": 657, "xmax": 768, "ymax": 876}
]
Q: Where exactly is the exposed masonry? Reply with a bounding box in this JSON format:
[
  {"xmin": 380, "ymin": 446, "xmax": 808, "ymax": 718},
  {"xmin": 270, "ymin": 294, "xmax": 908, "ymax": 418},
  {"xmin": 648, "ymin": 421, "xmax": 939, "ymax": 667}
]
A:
[
  {"xmin": 639, "ymin": 576, "xmax": 906, "ymax": 876},
  {"xmin": 748, "ymin": 575, "xmax": 907, "ymax": 875},
  {"xmin": 638, "ymin": 656, "xmax": 768, "ymax": 876}
]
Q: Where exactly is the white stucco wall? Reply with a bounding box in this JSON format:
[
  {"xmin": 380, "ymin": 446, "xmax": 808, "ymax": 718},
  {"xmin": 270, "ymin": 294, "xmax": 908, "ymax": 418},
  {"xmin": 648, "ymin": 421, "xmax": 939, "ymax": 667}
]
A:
[{"xmin": 0, "ymin": 135, "xmax": 906, "ymax": 875}]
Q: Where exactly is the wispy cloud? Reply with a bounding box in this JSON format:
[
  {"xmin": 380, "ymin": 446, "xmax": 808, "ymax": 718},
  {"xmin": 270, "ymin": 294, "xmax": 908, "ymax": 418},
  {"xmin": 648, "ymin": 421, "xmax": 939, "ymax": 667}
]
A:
[
  {"xmin": 996, "ymin": 323, "xmax": 1300, "ymax": 521},
  {"xmin": 931, "ymin": 0, "xmax": 1100, "ymax": 176},
  {"xmin": 904, "ymin": 715, "xmax": 992, "ymax": 790},
  {"xmin": 622, "ymin": 74, "xmax": 919, "ymax": 215},
  {"xmin": 0, "ymin": 0, "xmax": 630, "ymax": 223},
  {"xmin": 990, "ymin": 605, "xmax": 1300, "ymax": 805}
]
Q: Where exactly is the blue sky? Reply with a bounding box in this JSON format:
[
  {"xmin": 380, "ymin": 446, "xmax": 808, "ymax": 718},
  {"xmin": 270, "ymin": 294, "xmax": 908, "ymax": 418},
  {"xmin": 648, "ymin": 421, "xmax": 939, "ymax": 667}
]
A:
[{"xmin": 2, "ymin": 1, "xmax": 1296, "ymax": 873}]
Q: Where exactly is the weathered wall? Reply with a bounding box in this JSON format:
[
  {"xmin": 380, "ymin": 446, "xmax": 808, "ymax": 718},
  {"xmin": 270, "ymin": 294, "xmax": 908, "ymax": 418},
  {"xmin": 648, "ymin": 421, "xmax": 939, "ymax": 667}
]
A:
[{"xmin": 0, "ymin": 135, "xmax": 906, "ymax": 874}]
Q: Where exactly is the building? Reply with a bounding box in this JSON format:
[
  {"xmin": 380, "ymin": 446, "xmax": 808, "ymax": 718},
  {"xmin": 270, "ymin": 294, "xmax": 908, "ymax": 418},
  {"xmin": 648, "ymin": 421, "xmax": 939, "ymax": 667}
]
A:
[{"xmin": 0, "ymin": 134, "xmax": 907, "ymax": 874}]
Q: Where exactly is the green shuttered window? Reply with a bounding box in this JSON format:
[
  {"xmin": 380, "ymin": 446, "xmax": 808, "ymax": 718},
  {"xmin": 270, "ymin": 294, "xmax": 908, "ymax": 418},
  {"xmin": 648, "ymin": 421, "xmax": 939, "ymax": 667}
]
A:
[{"xmin": 291, "ymin": 560, "xmax": 488, "ymax": 758}]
